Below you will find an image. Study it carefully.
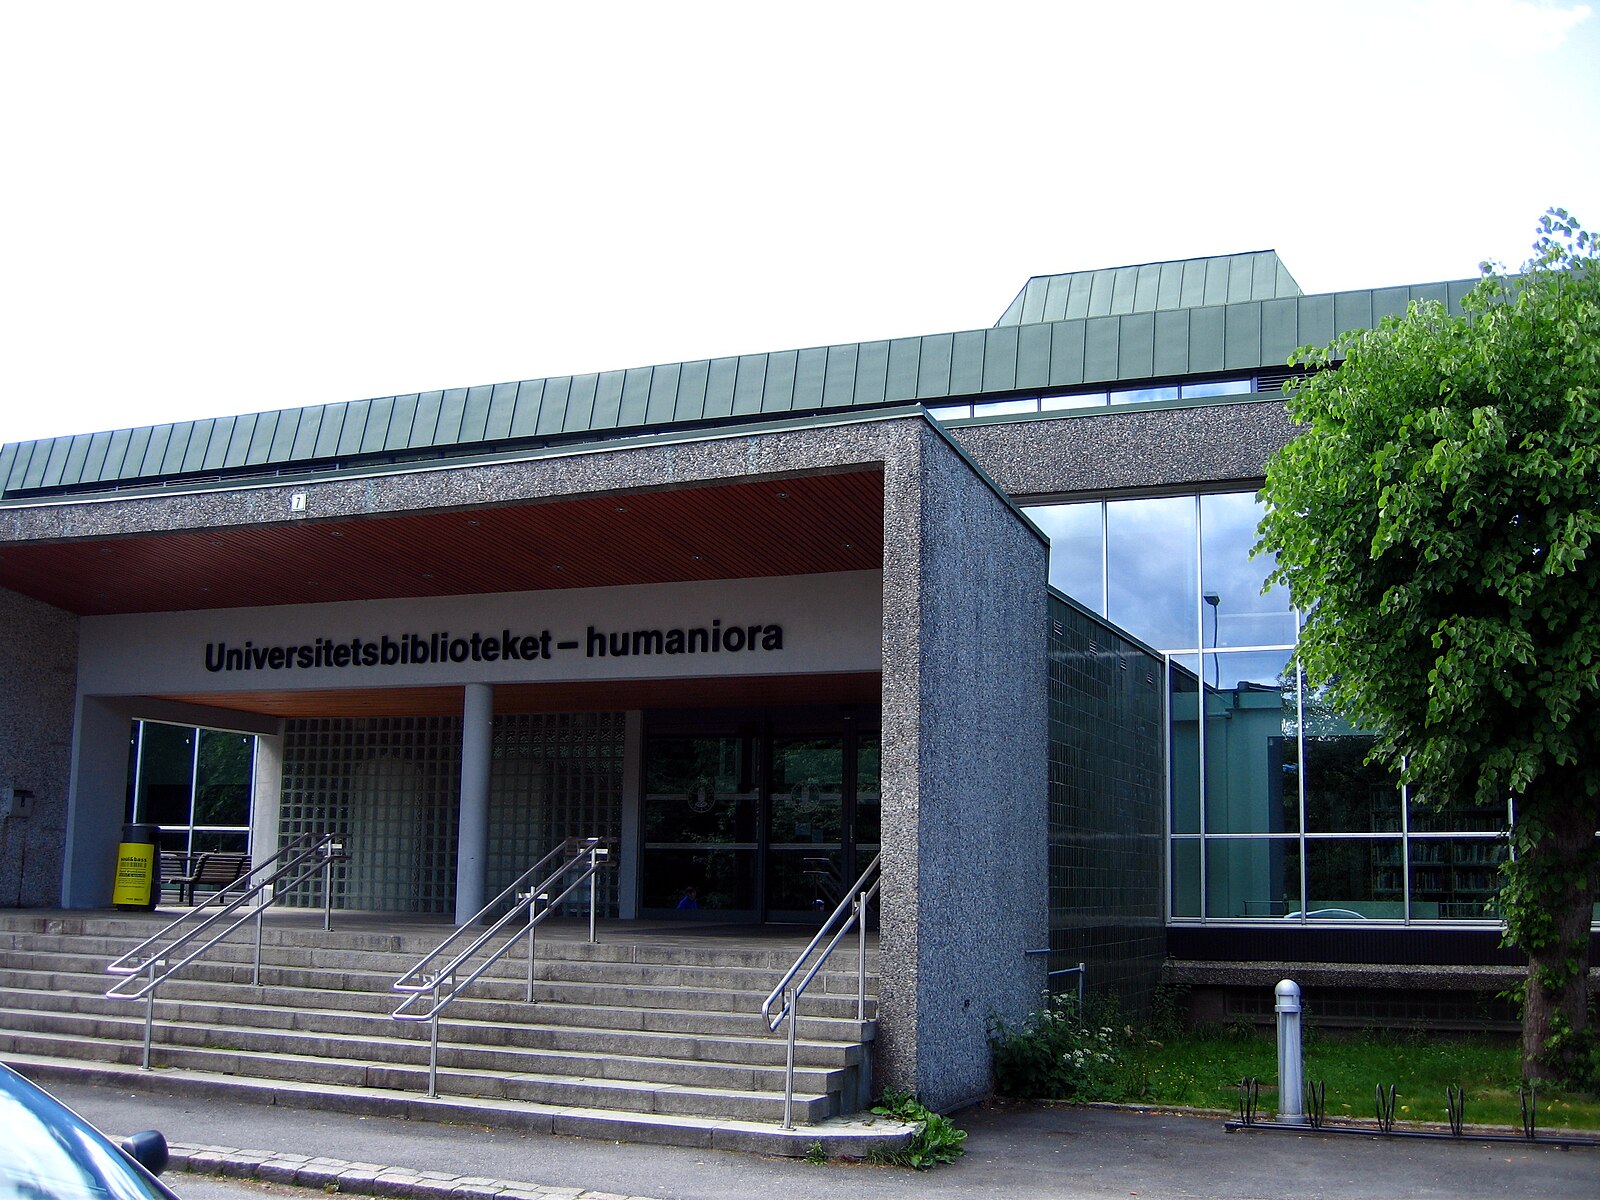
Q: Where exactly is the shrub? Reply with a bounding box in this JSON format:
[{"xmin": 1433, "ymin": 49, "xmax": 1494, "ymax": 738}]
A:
[
  {"xmin": 868, "ymin": 1089, "xmax": 967, "ymax": 1169},
  {"xmin": 990, "ymin": 995, "xmax": 1135, "ymax": 1101}
]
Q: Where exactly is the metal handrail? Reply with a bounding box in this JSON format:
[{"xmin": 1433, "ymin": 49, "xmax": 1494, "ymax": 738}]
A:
[
  {"xmin": 760, "ymin": 850, "xmax": 881, "ymax": 1129},
  {"xmin": 392, "ymin": 836, "xmax": 608, "ymax": 1098},
  {"xmin": 1024, "ymin": 948, "xmax": 1088, "ymax": 1010},
  {"xmin": 104, "ymin": 830, "xmax": 349, "ymax": 1068}
]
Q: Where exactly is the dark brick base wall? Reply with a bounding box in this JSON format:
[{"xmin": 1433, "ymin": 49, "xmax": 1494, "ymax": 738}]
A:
[{"xmin": 1047, "ymin": 593, "xmax": 1166, "ymax": 1016}]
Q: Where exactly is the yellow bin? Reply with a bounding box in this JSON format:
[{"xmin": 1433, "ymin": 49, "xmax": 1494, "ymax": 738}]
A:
[{"xmin": 112, "ymin": 824, "xmax": 161, "ymax": 910}]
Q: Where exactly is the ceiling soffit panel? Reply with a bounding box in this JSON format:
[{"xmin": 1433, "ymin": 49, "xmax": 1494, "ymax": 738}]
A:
[{"xmin": 0, "ymin": 470, "xmax": 886, "ymax": 616}]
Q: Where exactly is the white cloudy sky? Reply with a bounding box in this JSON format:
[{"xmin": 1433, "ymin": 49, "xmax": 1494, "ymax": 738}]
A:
[{"xmin": 2, "ymin": 0, "xmax": 1596, "ymax": 447}]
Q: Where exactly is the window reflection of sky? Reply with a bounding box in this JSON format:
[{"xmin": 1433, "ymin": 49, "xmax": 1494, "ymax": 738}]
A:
[
  {"xmin": 1027, "ymin": 503, "xmax": 1102, "ymax": 610},
  {"xmin": 1028, "ymin": 490, "xmax": 1293, "ymax": 654},
  {"xmin": 1107, "ymin": 496, "xmax": 1196, "ymax": 652},
  {"xmin": 1201, "ymin": 492, "xmax": 1295, "ymax": 648}
]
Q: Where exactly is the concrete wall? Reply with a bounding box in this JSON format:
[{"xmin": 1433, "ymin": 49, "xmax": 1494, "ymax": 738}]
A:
[
  {"xmin": 0, "ymin": 586, "xmax": 78, "ymax": 907},
  {"xmin": 877, "ymin": 422, "xmax": 1049, "ymax": 1111},
  {"xmin": 951, "ymin": 398, "xmax": 1298, "ymax": 498}
]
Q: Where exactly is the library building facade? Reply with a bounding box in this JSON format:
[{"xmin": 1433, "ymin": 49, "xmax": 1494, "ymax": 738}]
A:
[{"xmin": 4, "ymin": 250, "xmax": 1590, "ymax": 1104}]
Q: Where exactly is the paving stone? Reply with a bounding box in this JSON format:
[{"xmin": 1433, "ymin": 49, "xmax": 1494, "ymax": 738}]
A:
[
  {"xmin": 255, "ymin": 1160, "xmax": 304, "ymax": 1185},
  {"xmin": 292, "ymin": 1162, "xmax": 345, "ymax": 1188},
  {"xmin": 219, "ymin": 1153, "xmax": 262, "ymax": 1178}
]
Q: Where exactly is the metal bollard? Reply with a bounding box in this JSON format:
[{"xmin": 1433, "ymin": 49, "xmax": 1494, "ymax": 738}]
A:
[{"xmin": 1275, "ymin": 979, "xmax": 1306, "ymax": 1125}]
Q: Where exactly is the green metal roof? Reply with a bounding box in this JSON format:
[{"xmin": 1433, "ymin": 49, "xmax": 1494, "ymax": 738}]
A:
[
  {"xmin": 994, "ymin": 252, "xmax": 1303, "ymax": 326},
  {"xmin": 0, "ymin": 267, "xmax": 1476, "ymax": 501}
]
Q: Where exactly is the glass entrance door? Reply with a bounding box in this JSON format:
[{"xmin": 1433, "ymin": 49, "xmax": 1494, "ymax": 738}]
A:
[
  {"xmin": 641, "ymin": 734, "xmax": 760, "ymax": 917},
  {"xmin": 767, "ymin": 736, "xmax": 846, "ymax": 920},
  {"xmin": 641, "ymin": 718, "xmax": 878, "ymax": 922}
]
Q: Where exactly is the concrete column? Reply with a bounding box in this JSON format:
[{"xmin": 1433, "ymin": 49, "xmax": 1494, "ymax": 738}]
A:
[
  {"xmin": 617, "ymin": 710, "xmax": 644, "ymax": 919},
  {"xmin": 454, "ymin": 683, "xmax": 493, "ymax": 925},
  {"xmin": 249, "ymin": 729, "xmax": 284, "ymax": 901}
]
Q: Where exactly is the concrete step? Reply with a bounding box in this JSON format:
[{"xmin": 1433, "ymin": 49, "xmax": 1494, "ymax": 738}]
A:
[
  {"xmin": 0, "ymin": 943, "xmax": 878, "ymax": 1004},
  {"xmin": 0, "ymin": 1027, "xmax": 840, "ymax": 1123},
  {"xmin": 4, "ymin": 954, "xmax": 878, "ymax": 1027},
  {"xmin": 7, "ymin": 970, "xmax": 875, "ymax": 1040},
  {"xmin": 3, "ymin": 924, "xmax": 880, "ymax": 976},
  {"xmin": 0, "ymin": 998, "xmax": 864, "ymax": 1088},
  {"xmin": 0, "ymin": 911, "xmax": 881, "ymax": 1136},
  {"xmin": 0, "ymin": 1004, "xmax": 851, "ymax": 1099},
  {"xmin": 1, "ymin": 984, "xmax": 866, "ymax": 1067},
  {"xmin": 3, "ymin": 1052, "xmax": 912, "ymax": 1159}
]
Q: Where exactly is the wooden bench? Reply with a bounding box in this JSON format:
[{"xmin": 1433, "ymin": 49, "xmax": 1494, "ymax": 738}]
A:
[
  {"xmin": 158, "ymin": 851, "xmax": 189, "ymax": 903},
  {"xmin": 174, "ymin": 851, "xmax": 252, "ymax": 904}
]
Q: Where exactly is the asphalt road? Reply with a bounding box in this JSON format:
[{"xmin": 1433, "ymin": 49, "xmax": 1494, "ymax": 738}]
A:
[{"xmin": 54, "ymin": 1076, "xmax": 1596, "ymax": 1200}]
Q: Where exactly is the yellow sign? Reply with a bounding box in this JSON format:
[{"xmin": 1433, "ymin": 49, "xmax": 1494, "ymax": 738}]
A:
[{"xmin": 111, "ymin": 842, "xmax": 157, "ymax": 906}]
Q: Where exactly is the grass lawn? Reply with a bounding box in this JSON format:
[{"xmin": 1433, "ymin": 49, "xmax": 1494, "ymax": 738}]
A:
[{"xmin": 1120, "ymin": 1027, "xmax": 1600, "ymax": 1133}]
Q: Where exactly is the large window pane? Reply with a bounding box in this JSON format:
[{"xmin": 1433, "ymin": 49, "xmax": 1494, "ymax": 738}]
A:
[
  {"xmin": 643, "ymin": 735, "xmax": 758, "ymax": 844},
  {"xmin": 770, "ymin": 738, "xmax": 843, "ymax": 845},
  {"xmin": 639, "ymin": 847, "xmax": 758, "ymax": 914},
  {"xmin": 1409, "ymin": 837, "xmax": 1507, "ymax": 920},
  {"xmin": 134, "ymin": 723, "xmax": 194, "ymax": 826},
  {"xmin": 1107, "ymin": 496, "xmax": 1197, "ymax": 651},
  {"xmin": 855, "ymin": 735, "xmax": 881, "ymax": 852},
  {"xmin": 1040, "ymin": 391, "xmax": 1106, "ymax": 411},
  {"xmin": 1303, "ymin": 838, "xmax": 1405, "ymax": 918},
  {"xmin": 1301, "ymin": 707, "xmax": 1402, "ymax": 834},
  {"xmin": 1109, "ymin": 385, "xmax": 1179, "ymax": 405},
  {"xmin": 1171, "ymin": 837, "xmax": 1200, "ymax": 917},
  {"xmin": 1026, "ymin": 502, "xmax": 1103, "ymax": 613},
  {"xmin": 1409, "ymin": 794, "xmax": 1511, "ymax": 834},
  {"xmin": 195, "ymin": 729, "xmax": 252, "ymax": 826},
  {"xmin": 1200, "ymin": 491, "xmax": 1296, "ymax": 648},
  {"xmin": 1169, "ymin": 657, "xmax": 1200, "ymax": 834},
  {"xmin": 1183, "ymin": 379, "xmax": 1254, "ymax": 399},
  {"xmin": 1205, "ymin": 837, "xmax": 1300, "ymax": 919},
  {"xmin": 1202, "ymin": 650, "xmax": 1297, "ymax": 834},
  {"xmin": 190, "ymin": 829, "xmax": 249, "ymax": 855}
]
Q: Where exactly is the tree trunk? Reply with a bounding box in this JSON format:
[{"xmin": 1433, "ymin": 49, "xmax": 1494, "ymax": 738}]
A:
[{"xmin": 1519, "ymin": 796, "xmax": 1599, "ymax": 1084}]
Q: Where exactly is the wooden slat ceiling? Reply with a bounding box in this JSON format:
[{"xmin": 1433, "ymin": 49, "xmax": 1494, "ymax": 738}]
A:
[
  {"xmin": 158, "ymin": 672, "xmax": 883, "ymax": 719},
  {"xmin": 0, "ymin": 470, "xmax": 885, "ymax": 617}
]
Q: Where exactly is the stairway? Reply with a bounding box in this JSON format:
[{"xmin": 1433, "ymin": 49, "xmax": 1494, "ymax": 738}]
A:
[{"xmin": 0, "ymin": 910, "xmax": 897, "ymax": 1156}]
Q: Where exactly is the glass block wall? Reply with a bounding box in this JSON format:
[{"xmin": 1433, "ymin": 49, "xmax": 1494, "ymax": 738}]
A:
[
  {"xmin": 279, "ymin": 712, "xmax": 624, "ymax": 915},
  {"xmin": 487, "ymin": 713, "xmax": 625, "ymax": 916},
  {"xmin": 1047, "ymin": 593, "xmax": 1167, "ymax": 1015}
]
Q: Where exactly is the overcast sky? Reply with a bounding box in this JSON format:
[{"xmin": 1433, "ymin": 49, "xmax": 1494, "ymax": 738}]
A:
[{"xmin": 3, "ymin": 0, "xmax": 1597, "ymax": 447}]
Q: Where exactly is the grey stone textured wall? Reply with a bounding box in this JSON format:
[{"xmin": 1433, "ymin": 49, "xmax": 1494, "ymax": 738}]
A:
[
  {"xmin": 0, "ymin": 419, "xmax": 917, "ymax": 544},
  {"xmin": 878, "ymin": 422, "xmax": 1049, "ymax": 1111},
  {"xmin": 1047, "ymin": 594, "xmax": 1165, "ymax": 1016},
  {"xmin": 951, "ymin": 399, "xmax": 1298, "ymax": 498},
  {"xmin": 0, "ymin": 586, "xmax": 78, "ymax": 907}
]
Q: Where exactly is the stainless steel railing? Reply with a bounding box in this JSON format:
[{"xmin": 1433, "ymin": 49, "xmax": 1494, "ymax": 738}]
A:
[
  {"xmin": 392, "ymin": 836, "xmax": 608, "ymax": 1097},
  {"xmin": 105, "ymin": 831, "xmax": 350, "ymax": 1068},
  {"xmin": 760, "ymin": 850, "xmax": 880, "ymax": 1129}
]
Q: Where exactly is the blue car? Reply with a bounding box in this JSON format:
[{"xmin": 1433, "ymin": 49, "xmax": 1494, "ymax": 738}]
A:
[{"xmin": 0, "ymin": 1063, "xmax": 177, "ymax": 1200}]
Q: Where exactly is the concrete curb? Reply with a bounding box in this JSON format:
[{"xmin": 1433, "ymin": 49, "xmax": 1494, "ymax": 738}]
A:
[{"xmin": 169, "ymin": 1141, "xmax": 666, "ymax": 1200}]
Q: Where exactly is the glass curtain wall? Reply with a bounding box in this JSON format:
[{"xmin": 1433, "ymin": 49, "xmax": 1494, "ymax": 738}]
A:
[
  {"xmin": 1026, "ymin": 490, "xmax": 1514, "ymax": 925},
  {"xmin": 125, "ymin": 720, "xmax": 255, "ymax": 857}
]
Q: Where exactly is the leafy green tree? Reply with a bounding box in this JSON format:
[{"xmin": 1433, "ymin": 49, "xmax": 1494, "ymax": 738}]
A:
[{"xmin": 1256, "ymin": 210, "xmax": 1600, "ymax": 1084}]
